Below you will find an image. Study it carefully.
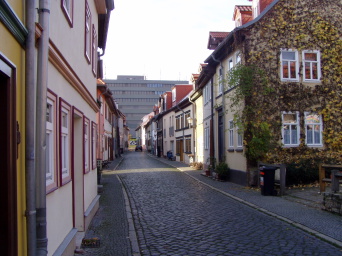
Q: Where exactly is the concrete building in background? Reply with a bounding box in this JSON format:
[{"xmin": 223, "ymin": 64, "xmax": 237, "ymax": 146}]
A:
[{"xmin": 105, "ymin": 76, "xmax": 188, "ymax": 136}]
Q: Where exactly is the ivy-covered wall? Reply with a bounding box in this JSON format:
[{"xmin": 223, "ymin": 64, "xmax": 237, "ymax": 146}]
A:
[{"xmin": 235, "ymin": 0, "xmax": 341, "ymax": 171}]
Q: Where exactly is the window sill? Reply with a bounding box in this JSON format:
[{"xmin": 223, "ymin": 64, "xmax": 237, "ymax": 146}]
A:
[{"xmin": 227, "ymin": 148, "xmax": 235, "ymax": 152}]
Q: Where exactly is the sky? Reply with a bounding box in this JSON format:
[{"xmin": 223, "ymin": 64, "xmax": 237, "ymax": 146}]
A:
[{"xmin": 103, "ymin": 0, "xmax": 250, "ymax": 81}]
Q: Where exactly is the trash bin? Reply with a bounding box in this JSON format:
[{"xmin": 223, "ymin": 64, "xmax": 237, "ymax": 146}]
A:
[{"xmin": 260, "ymin": 166, "xmax": 277, "ymax": 196}]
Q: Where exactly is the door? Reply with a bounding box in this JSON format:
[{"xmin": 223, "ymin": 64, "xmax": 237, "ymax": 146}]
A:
[
  {"xmin": 179, "ymin": 140, "xmax": 184, "ymax": 162},
  {"xmin": 218, "ymin": 110, "xmax": 224, "ymax": 163},
  {"xmin": 0, "ymin": 56, "xmax": 18, "ymax": 256}
]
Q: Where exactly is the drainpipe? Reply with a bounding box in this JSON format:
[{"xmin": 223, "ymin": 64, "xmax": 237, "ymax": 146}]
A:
[
  {"xmin": 209, "ymin": 77, "xmax": 215, "ymax": 169},
  {"xmin": 25, "ymin": 0, "xmax": 37, "ymax": 255},
  {"xmin": 36, "ymin": 0, "xmax": 50, "ymax": 255}
]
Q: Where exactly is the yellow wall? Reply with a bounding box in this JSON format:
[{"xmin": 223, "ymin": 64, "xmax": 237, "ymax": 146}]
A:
[{"xmin": 0, "ymin": 2, "xmax": 27, "ymax": 255}]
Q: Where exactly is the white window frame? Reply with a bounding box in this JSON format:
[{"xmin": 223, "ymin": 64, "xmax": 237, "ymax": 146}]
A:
[
  {"xmin": 237, "ymin": 127, "xmax": 243, "ymax": 148},
  {"xmin": 46, "ymin": 91, "xmax": 58, "ymax": 192},
  {"xmin": 229, "ymin": 120, "xmax": 234, "ymax": 148},
  {"xmin": 84, "ymin": 117, "xmax": 90, "ymax": 173},
  {"xmin": 236, "ymin": 51, "xmax": 241, "ymax": 65},
  {"xmin": 282, "ymin": 111, "xmax": 300, "ymax": 147},
  {"xmin": 92, "ymin": 24, "xmax": 98, "ymax": 76},
  {"xmin": 61, "ymin": 0, "xmax": 73, "ymax": 26},
  {"xmin": 303, "ymin": 50, "xmax": 321, "ymax": 82},
  {"xmin": 218, "ymin": 67, "xmax": 223, "ymax": 96},
  {"xmin": 85, "ymin": 0, "xmax": 91, "ymax": 63},
  {"xmin": 204, "ymin": 127, "xmax": 210, "ymax": 150},
  {"xmin": 172, "ymin": 88, "xmax": 176, "ymax": 102},
  {"xmin": 92, "ymin": 122, "xmax": 97, "ymax": 170},
  {"xmin": 228, "ymin": 58, "xmax": 234, "ymax": 71},
  {"xmin": 280, "ymin": 49, "xmax": 299, "ymax": 82},
  {"xmin": 60, "ymin": 100, "xmax": 72, "ymax": 185},
  {"xmin": 304, "ymin": 112, "xmax": 323, "ymax": 147}
]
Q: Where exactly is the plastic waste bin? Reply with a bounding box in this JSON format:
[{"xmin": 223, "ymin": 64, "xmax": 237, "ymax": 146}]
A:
[{"xmin": 259, "ymin": 166, "xmax": 277, "ymax": 196}]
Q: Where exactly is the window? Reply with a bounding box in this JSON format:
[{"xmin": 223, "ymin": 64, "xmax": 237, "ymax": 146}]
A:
[
  {"xmin": 176, "ymin": 115, "xmax": 181, "ymax": 130},
  {"xmin": 61, "ymin": 0, "xmax": 73, "ymax": 26},
  {"xmin": 184, "ymin": 112, "xmax": 190, "ymax": 128},
  {"xmin": 60, "ymin": 100, "xmax": 72, "ymax": 185},
  {"xmin": 172, "ymin": 88, "xmax": 176, "ymax": 102},
  {"xmin": 218, "ymin": 67, "xmax": 223, "ymax": 96},
  {"xmin": 303, "ymin": 51, "xmax": 321, "ymax": 82},
  {"xmin": 305, "ymin": 112, "xmax": 322, "ymax": 146},
  {"xmin": 204, "ymin": 127, "xmax": 210, "ymax": 150},
  {"xmin": 204, "ymin": 82, "xmax": 211, "ymax": 104},
  {"xmin": 229, "ymin": 120, "xmax": 234, "ymax": 148},
  {"xmin": 92, "ymin": 24, "xmax": 98, "ymax": 76},
  {"xmin": 228, "ymin": 58, "xmax": 234, "ymax": 71},
  {"xmin": 237, "ymin": 127, "xmax": 243, "ymax": 148},
  {"xmin": 236, "ymin": 52, "xmax": 241, "ymax": 65},
  {"xmin": 185, "ymin": 137, "xmax": 191, "ymax": 153},
  {"xmin": 46, "ymin": 91, "xmax": 58, "ymax": 191},
  {"xmin": 282, "ymin": 112, "xmax": 300, "ymax": 146},
  {"xmin": 92, "ymin": 122, "xmax": 97, "ymax": 169},
  {"xmin": 85, "ymin": 1, "xmax": 91, "ymax": 63},
  {"xmin": 281, "ymin": 50, "xmax": 299, "ymax": 81},
  {"xmin": 84, "ymin": 117, "xmax": 90, "ymax": 173}
]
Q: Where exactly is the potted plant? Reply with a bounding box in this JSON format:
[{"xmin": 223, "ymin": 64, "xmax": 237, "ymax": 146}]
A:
[{"xmin": 215, "ymin": 162, "xmax": 230, "ymax": 181}]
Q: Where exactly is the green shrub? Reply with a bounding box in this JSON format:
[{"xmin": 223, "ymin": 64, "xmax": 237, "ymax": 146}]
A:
[{"xmin": 216, "ymin": 162, "xmax": 230, "ymax": 181}]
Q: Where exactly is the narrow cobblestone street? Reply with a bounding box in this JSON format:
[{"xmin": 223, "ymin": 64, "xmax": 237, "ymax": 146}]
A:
[{"xmin": 82, "ymin": 151, "xmax": 342, "ymax": 256}]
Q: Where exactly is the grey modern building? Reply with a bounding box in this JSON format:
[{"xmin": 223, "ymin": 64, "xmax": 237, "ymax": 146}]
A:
[{"xmin": 105, "ymin": 75, "xmax": 189, "ymax": 136}]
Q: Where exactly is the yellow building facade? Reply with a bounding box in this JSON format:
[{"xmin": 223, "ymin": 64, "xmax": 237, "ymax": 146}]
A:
[{"xmin": 0, "ymin": 0, "xmax": 28, "ymax": 255}]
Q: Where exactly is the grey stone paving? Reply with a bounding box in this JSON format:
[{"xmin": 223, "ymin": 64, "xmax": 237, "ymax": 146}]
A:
[
  {"xmin": 118, "ymin": 152, "xmax": 342, "ymax": 256},
  {"xmin": 81, "ymin": 158, "xmax": 131, "ymax": 256}
]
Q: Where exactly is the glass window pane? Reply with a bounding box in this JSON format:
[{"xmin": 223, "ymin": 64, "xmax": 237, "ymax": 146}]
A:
[
  {"xmin": 290, "ymin": 61, "xmax": 296, "ymax": 78},
  {"xmin": 282, "ymin": 52, "xmax": 295, "ymax": 60},
  {"xmin": 312, "ymin": 63, "xmax": 318, "ymax": 79},
  {"xmin": 283, "ymin": 113, "xmax": 297, "ymax": 123},
  {"xmin": 304, "ymin": 53, "xmax": 317, "ymax": 61},
  {"xmin": 305, "ymin": 114, "xmax": 320, "ymax": 124},
  {"xmin": 306, "ymin": 125, "xmax": 313, "ymax": 144},
  {"xmin": 291, "ymin": 125, "xmax": 298, "ymax": 144}
]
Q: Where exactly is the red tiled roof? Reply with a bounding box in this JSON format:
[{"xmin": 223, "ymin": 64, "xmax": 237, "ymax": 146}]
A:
[
  {"xmin": 235, "ymin": 5, "xmax": 252, "ymax": 12},
  {"xmin": 207, "ymin": 31, "xmax": 230, "ymax": 50},
  {"xmin": 209, "ymin": 31, "xmax": 229, "ymax": 39}
]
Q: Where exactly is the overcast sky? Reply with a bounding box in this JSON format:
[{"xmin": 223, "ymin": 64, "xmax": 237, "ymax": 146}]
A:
[{"xmin": 103, "ymin": 0, "xmax": 250, "ymax": 81}]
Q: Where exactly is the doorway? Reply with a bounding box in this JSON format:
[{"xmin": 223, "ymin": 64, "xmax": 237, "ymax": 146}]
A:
[{"xmin": 0, "ymin": 56, "xmax": 18, "ymax": 256}]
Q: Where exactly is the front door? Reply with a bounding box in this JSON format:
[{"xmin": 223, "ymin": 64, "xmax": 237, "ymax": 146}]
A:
[
  {"xmin": 218, "ymin": 110, "xmax": 224, "ymax": 163},
  {"xmin": 0, "ymin": 56, "xmax": 18, "ymax": 256}
]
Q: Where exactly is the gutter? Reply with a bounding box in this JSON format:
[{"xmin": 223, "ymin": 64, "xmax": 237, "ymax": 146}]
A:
[
  {"xmin": 36, "ymin": 0, "xmax": 51, "ymax": 255},
  {"xmin": 25, "ymin": 0, "xmax": 37, "ymax": 255}
]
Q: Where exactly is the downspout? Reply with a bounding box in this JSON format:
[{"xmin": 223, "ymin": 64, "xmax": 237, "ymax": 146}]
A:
[
  {"xmin": 25, "ymin": 0, "xmax": 37, "ymax": 255},
  {"xmin": 36, "ymin": 0, "xmax": 50, "ymax": 255},
  {"xmin": 209, "ymin": 77, "xmax": 215, "ymax": 169}
]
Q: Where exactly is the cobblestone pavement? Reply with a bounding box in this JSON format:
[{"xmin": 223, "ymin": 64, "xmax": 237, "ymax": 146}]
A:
[
  {"xmin": 116, "ymin": 152, "xmax": 342, "ymax": 256},
  {"xmin": 80, "ymin": 157, "xmax": 132, "ymax": 256}
]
